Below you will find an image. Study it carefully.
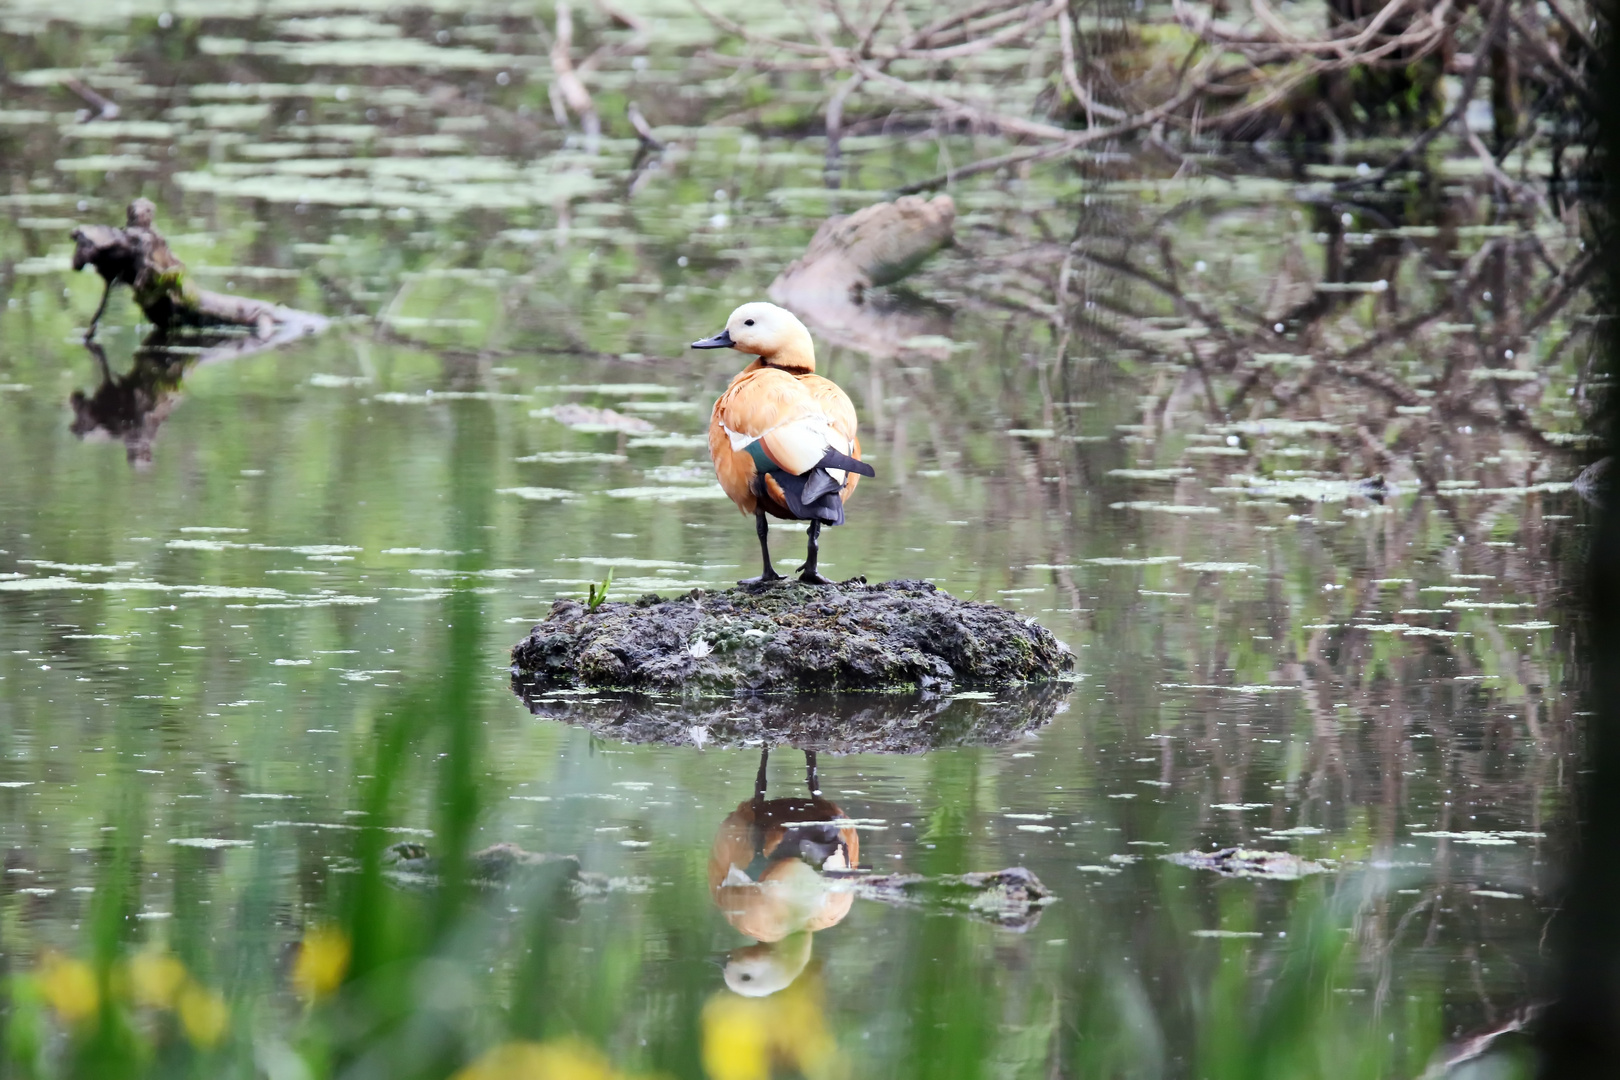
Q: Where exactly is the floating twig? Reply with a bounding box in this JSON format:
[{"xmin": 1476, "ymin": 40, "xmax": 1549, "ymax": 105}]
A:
[{"xmin": 62, "ymin": 76, "xmax": 119, "ymax": 122}]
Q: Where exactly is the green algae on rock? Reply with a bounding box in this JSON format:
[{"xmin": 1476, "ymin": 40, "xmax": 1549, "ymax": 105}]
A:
[{"xmin": 509, "ymin": 579, "xmax": 1074, "ymax": 694}]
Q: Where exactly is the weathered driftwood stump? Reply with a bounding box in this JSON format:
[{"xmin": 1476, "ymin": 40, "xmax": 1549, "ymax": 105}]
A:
[
  {"xmin": 510, "ymin": 579, "xmax": 1073, "ymax": 694},
  {"xmin": 769, "ymin": 195, "xmax": 956, "ymax": 361},
  {"xmin": 71, "ymin": 199, "xmax": 326, "ymax": 339},
  {"xmin": 772, "ymin": 194, "xmax": 956, "ymax": 299}
]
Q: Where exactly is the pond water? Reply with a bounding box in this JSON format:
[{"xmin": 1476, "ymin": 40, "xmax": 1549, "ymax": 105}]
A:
[{"xmin": 0, "ymin": 3, "xmax": 1593, "ymax": 1078}]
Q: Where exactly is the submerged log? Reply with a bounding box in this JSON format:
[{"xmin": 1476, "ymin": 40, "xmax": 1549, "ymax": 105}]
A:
[
  {"xmin": 839, "ymin": 867, "xmax": 1054, "ymax": 931},
  {"xmin": 510, "ymin": 579, "xmax": 1074, "ymax": 695},
  {"xmin": 380, "ymin": 842, "xmax": 631, "ymax": 915},
  {"xmin": 1163, "ymin": 848, "xmax": 1332, "ymax": 881},
  {"xmin": 772, "ymin": 194, "xmax": 956, "ymax": 297},
  {"xmin": 71, "ymin": 198, "xmax": 328, "ymax": 339},
  {"xmin": 384, "ymin": 841, "xmax": 582, "ymax": 886}
]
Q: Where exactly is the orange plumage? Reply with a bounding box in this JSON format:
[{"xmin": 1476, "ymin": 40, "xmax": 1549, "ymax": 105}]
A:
[
  {"xmin": 706, "ymin": 794, "xmax": 859, "ymax": 942},
  {"xmin": 708, "ymin": 365, "xmax": 863, "ymax": 518},
  {"xmin": 692, "ymin": 302, "xmax": 872, "ymax": 585}
]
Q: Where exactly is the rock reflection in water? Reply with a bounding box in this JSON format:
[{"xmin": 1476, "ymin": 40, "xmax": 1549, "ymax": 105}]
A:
[{"xmin": 511, "ymin": 680, "xmax": 1069, "ymax": 754}]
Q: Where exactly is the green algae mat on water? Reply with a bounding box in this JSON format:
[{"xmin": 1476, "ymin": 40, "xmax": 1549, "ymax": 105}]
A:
[{"xmin": 510, "ymin": 579, "xmax": 1076, "ymax": 692}]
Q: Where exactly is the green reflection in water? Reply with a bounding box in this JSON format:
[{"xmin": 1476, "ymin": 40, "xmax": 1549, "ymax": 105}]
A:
[{"xmin": 0, "ymin": 1, "xmax": 1585, "ymax": 1077}]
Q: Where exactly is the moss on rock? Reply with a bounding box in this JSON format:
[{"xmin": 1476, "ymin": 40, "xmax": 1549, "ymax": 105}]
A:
[{"xmin": 509, "ymin": 579, "xmax": 1074, "ymax": 694}]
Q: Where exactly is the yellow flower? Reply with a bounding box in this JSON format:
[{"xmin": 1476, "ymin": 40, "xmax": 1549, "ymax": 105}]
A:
[
  {"xmin": 291, "ymin": 926, "xmax": 350, "ymax": 1002},
  {"xmin": 701, "ymin": 996, "xmax": 770, "ymax": 1080},
  {"xmin": 38, "ymin": 953, "xmax": 99, "ymax": 1025},
  {"xmin": 129, "ymin": 951, "xmax": 189, "ymax": 1009},
  {"xmin": 177, "ymin": 983, "xmax": 229, "ymax": 1047},
  {"xmin": 451, "ymin": 1039, "xmax": 623, "ymax": 1080},
  {"xmin": 701, "ymin": 974, "xmax": 837, "ymax": 1080}
]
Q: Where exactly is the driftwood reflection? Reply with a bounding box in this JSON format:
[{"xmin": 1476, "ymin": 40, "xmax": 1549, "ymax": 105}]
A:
[
  {"xmin": 69, "ymin": 341, "xmax": 186, "ymax": 468},
  {"xmin": 68, "ymin": 316, "xmax": 328, "ymax": 467}
]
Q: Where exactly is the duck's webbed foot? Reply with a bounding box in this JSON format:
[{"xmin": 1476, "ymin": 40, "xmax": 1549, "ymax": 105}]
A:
[
  {"xmin": 796, "ymin": 569, "xmax": 835, "ymax": 585},
  {"xmin": 739, "ymin": 568, "xmax": 786, "ymax": 586}
]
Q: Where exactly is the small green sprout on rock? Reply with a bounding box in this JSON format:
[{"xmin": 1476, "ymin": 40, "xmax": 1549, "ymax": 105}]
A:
[{"xmin": 587, "ymin": 568, "xmax": 613, "ymax": 613}]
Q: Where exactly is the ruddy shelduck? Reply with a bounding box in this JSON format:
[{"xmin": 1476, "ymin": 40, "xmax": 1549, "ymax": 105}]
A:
[{"xmin": 691, "ymin": 302, "xmax": 873, "ymax": 585}]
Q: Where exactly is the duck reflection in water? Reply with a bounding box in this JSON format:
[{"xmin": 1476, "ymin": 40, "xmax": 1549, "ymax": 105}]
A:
[{"xmin": 708, "ymin": 749, "xmax": 859, "ymax": 997}]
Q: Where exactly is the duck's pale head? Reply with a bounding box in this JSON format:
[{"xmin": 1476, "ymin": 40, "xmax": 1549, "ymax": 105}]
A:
[
  {"xmin": 723, "ymin": 932, "xmax": 814, "ymax": 997},
  {"xmin": 691, "ymin": 301, "xmax": 816, "ymax": 372}
]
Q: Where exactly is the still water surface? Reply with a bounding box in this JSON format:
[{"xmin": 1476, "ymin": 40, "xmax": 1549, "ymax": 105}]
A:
[{"xmin": 0, "ymin": 3, "xmax": 1592, "ymax": 1076}]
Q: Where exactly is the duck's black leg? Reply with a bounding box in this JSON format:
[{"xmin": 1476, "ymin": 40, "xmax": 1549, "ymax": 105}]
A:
[
  {"xmin": 754, "ymin": 747, "xmax": 770, "ymax": 800},
  {"xmin": 739, "ymin": 509, "xmax": 785, "ymax": 585},
  {"xmin": 804, "ymin": 750, "xmax": 820, "ymax": 796},
  {"xmin": 748, "ymin": 747, "xmax": 770, "ymax": 863},
  {"xmin": 798, "ymin": 520, "xmax": 834, "ymax": 585}
]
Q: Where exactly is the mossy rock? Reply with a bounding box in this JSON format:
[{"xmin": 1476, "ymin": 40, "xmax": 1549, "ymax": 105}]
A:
[{"xmin": 509, "ymin": 579, "xmax": 1075, "ymax": 694}]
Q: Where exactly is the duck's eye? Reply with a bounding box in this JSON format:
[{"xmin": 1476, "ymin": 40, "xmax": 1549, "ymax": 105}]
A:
[
  {"xmin": 744, "ymin": 319, "xmax": 755, "ymax": 326},
  {"xmin": 740, "ymin": 973, "xmax": 752, "ymax": 981}
]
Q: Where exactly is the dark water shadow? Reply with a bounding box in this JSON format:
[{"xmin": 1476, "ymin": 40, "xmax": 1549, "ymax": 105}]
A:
[{"xmin": 511, "ymin": 679, "xmax": 1072, "ymax": 753}]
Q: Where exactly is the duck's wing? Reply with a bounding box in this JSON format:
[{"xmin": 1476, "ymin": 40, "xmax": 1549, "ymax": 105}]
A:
[
  {"xmin": 711, "ymin": 368, "xmax": 810, "ymax": 516},
  {"xmin": 797, "ymin": 374, "xmax": 859, "ymax": 444},
  {"xmin": 714, "ymin": 369, "xmax": 874, "ymax": 522},
  {"xmin": 709, "ymin": 395, "xmax": 756, "ymax": 516},
  {"xmin": 716, "ymin": 369, "xmax": 860, "ymax": 476},
  {"xmin": 797, "ymin": 373, "xmax": 866, "ymax": 501}
]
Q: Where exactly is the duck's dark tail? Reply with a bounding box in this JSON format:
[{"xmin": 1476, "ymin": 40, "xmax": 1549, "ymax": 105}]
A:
[
  {"xmin": 761, "ymin": 448, "xmax": 872, "ymax": 525},
  {"xmin": 813, "ymin": 447, "xmax": 875, "ymax": 479},
  {"xmin": 771, "ymin": 471, "xmax": 845, "ymax": 524}
]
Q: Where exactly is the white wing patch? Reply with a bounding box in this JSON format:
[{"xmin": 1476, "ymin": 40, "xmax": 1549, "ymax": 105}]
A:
[{"xmin": 723, "ymin": 412, "xmax": 852, "ymax": 477}]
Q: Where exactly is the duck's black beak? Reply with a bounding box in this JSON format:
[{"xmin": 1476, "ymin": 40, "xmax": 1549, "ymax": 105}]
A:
[{"xmin": 690, "ymin": 328, "xmax": 734, "ymax": 349}]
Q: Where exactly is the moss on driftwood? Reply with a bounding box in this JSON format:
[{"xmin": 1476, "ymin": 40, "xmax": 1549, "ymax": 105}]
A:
[{"xmin": 510, "ymin": 578, "xmax": 1074, "ymax": 694}]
